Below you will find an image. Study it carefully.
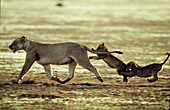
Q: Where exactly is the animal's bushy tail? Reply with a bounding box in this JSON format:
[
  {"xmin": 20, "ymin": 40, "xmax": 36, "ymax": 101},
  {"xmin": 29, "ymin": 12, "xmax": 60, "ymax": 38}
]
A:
[
  {"xmin": 161, "ymin": 52, "xmax": 170, "ymax": 65},
  {"xmin": 84, "ymin": 46, "xmax": 123, "ymax": 54}
]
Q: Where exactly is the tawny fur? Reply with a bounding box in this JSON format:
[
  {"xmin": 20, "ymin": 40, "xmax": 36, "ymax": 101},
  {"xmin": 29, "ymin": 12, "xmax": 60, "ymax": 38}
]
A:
[{"xmin": 9, "ymin": 36, "xmax": 120, "ymax": 84}]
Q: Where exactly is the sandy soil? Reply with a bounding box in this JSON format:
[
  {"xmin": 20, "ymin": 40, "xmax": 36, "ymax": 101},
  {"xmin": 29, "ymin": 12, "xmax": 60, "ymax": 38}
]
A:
[{"xmin": 1, "ymin": 0, "xmax": 170, "ymax": 109}]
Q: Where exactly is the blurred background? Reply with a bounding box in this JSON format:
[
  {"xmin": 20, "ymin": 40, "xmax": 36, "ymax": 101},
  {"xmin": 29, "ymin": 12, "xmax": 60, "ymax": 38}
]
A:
[
  {"xmin": 0, "ymin": 0, "xmax": 170, "ymax": 109},
  {"xmin": 1, "ymin": 0, "xmax": 170, "ymax": 60},
  {"xmin": 1, "ymin": 0, "xmax": 170, "ymax": 71}
]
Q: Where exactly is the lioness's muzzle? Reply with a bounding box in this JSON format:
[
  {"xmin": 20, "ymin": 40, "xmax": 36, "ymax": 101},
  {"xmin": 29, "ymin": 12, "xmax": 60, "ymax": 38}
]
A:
[
  {"xmin": 9, "ymin": 45, "xmax": 17, "ymax": 53},
  {"xmin": 9, "ymin": 45, "xmax": 12, "ymax": 50}
]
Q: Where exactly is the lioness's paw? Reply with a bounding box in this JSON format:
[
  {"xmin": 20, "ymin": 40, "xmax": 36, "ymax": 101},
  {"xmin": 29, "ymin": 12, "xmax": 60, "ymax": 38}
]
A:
[
  {"xmin": 52, "ymin": 76, "xmax": 64, "ymax": 84},
  {"xmin": 60, "ymin": 81, "xmax": 67, "ymax": 84},
  {"xmin": 11, "ymin": 79, "xmax": 18, "ymax": 84},
  {"xmin": 98, "ymin": 78, "xmax": 104, "ymax": 82}
]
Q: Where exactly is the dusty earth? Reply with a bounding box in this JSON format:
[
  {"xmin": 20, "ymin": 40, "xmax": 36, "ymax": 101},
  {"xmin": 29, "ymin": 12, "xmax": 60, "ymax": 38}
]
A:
[{"xmin": 1, "ymin": 0, "xmax": 170, "ymax": 109}]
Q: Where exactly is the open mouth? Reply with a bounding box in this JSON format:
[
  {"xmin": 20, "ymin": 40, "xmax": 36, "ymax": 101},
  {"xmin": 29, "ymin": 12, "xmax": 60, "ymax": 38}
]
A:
[
  {"xmin": 9, "ymin": 45, "xmax": 17, "ymax": 53},
  {"xmin": 13, "ymin": 49, "xmax": 17, "ymax": 53},
  {"xmin": 10, "ymin": 48, "xmax": 17, "ymax": 53}
]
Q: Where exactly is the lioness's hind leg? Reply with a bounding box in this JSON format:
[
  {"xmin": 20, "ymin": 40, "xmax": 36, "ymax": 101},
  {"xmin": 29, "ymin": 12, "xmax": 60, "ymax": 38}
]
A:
[
  {"xmin": 86, "ymin": 65, "xmax": 104, "ymax": 82},
  {"xmin": 43, "ymin": 64, "xmax": 62, "ymax": 83},
  {"xmin": 43, "ymin": 64, "xmax": 53, "ymax": 79},
  {"xmin": 61, "ymin": 61, "xmax": 77, "ymax": 84},
  {"xmin": 77, "ymin": 59, "xmax": 104, "ymax": 82}
]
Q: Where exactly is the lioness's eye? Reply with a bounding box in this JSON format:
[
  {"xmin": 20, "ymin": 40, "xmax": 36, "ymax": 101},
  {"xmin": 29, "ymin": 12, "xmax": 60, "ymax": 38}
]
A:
[{"xmin": 13, "ymin": 41, "xmax": 18, "ymax": 45}]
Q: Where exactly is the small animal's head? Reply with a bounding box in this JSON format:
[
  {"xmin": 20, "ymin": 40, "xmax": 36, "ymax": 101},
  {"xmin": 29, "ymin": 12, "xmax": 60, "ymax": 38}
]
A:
[
  {"xmin": 91, "ymin": 43, "xmax": 109, "ymax": 58},
  {"xmin": 125, "ymin": 61, "xmax": 139, "ymax": 72},
  {"xmin": 92, "ymin": 43, "xmax": 108, "ymax": 52},
  {"xmin": 9, "ymin": 36, "xmax": 27, "ymax": 53}
]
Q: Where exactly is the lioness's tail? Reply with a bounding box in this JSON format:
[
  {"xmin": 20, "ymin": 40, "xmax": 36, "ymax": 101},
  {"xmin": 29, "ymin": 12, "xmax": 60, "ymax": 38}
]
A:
[
  {"xmin": 109, "ymin": 51, "xmax": 123, "ymax": 54},
  {"xmin": 84, "ymin": 46, "xmax": 123, "ymax": 54},
  {"xmin": 161, "ymin": 52, "xmax": 170, "ymax": 65}
]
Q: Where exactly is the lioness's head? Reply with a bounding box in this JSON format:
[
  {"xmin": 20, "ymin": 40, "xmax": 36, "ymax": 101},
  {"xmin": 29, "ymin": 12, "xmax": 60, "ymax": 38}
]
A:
[
  {"xmin": 9, "ymin": 36, "xmax": 27, "ymax": 53},
  {"xmin": 94, "ymin": 43, "xmax": 108, "ymax": 52}
]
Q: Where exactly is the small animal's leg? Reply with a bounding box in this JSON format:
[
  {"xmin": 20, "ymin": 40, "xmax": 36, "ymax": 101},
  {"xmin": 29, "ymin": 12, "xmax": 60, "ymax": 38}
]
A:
[
  {"xmin": 11, "ymin": 53, "xmax": 36, "ymax": 84},
  {"xmin": 147, "ymin": 72, "xmax": 158, "ymax": 83},
  {"xmin": 117, "ymin": 71, "xmax": 128, "ymax": 83},
  {"xmin": 43, "ymin": 64, "xmax": 62, "ymax": 83},
  {"xmin": 123, "ymin": 75, "xmax": 128, "ymax": 83},
  {"xmin": 89, "ymin": 56, "xmax": 101, "ymax": 60},
  {"xmin": 61, "ymin": 61, "xmax": 77, "ymax": 84}
]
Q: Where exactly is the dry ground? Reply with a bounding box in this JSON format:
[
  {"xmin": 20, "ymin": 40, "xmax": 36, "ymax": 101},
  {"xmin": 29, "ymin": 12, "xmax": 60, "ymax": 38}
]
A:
[{"xmin": 1, "ymin": 0, "xmax": 170, "ymax": 109}]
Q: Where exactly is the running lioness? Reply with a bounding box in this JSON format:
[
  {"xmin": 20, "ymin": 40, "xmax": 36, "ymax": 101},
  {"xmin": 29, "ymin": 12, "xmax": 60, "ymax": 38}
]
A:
[
  {"xmin": 89, "ymin": 43, "xmax": 128, "ymax": 83},
  {"xmin": 9, "ymin": 36, "xmax": 121, "ymax": 84},
  {"xmin": 120, "ymin": 53, "xmax": 170, "ymax": 83}
]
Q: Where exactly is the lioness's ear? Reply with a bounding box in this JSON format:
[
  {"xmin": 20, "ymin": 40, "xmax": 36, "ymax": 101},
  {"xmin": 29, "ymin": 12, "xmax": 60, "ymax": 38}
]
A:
[
  {"xmin": 20, "ymin": 36, "xmax": 27, "ymax": 41},
  {"xmin": 92, "ymin": 48, "xmax": 95, "ymax": 51},
  {"xmin": 101, "ymin": 43, "xmax": 105, "ymax": 46}
]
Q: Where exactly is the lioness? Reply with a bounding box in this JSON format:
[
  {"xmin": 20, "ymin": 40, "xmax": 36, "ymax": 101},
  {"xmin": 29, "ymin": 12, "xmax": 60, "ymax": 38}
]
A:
[
  {"xmin": 9, "ymin": 36, "xmax": 121, "ymax": 84},
  {"xmin": 120, "ymin": 53, "xmax": 170, "ymax": 83},
  {"xmin": 89, "ymin": 43, "xmax": 128, "ymax": 83}
]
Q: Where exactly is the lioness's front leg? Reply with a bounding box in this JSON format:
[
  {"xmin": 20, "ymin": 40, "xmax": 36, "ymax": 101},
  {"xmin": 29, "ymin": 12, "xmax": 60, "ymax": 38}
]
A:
[{"xmin": 11, "ymin": 53, "xmax": 36, "ymax": 84}]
